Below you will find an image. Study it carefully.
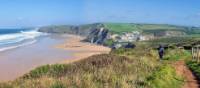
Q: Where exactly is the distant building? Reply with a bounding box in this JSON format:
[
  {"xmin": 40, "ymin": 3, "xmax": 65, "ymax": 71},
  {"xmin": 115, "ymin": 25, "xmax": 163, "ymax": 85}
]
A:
[{"xmin": 109, "ymin": 31, "xmax": 156, "ymax": 43}]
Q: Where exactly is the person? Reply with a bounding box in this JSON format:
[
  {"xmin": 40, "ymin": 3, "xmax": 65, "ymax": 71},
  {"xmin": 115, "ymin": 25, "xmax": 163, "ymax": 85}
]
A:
[{"xmin": 158, "ymin": 45, "xmax": 164, "ymax": 60}]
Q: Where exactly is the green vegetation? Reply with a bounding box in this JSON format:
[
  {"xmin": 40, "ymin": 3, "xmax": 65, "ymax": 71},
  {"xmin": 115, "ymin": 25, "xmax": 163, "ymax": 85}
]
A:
[
  {"xmin": 39, "ymin": 22, "xmax": 200, "ymax": 36},
  {"xmin": 186, "ymin": 61, "xmax": 200, "ymax": 79},
  {"xmin": 146, "ymin": 65, "xmax": 183, "ymax": 88},
  {"xmin": 0, "ymin": 43, "xmax": 184, "ymax": 88},
  {"xmin": 103, "ymin": 23, "xmax": 187, "ymax": 34},
  {"xmin": 144, "ymin": 36, "xmax": 200, "ymax": 48},
  {"xmin": 0, "ymin": 22, "xmax": 199, "ymax": 88},
  {"xmin": 6, "ymin": 22, "xmax": 200, "ymax": 87},
  {"xmin": 182, "ymin": 27, "xmax": 200, "ymax": 34},
  {"xmin": 39, "ymin": 23, "xmax": 104, "ymax": 36},
  {"xmin": 104, "ymin": 23, "xmax": 140, "ymax": 33},
  {"xmin": 103, "ymin": 39, "xmax": 115, "ymax": 47},
  {"xmin": 103, "ymin": 23, "xmax": 200, "ymax": 36},
  {"xmin": 163, "ymin": 48, "xmax": 192, "ymax": 61}
]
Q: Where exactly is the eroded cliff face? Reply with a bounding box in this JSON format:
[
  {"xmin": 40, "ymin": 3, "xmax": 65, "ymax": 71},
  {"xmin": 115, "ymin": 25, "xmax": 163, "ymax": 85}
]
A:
[
  {"xmin": 38, "ymin": 24, "xmax": 110, "ymax": 45},
  {"xmin": 38, "ymin": 23, "xmax": 104, "ymax": 37},
  {"xmin": 38, "ymin": 24, "xmax": 187, "ymax": 46},
  {"xmin": 84, "ymin": 28, "xmax": 109, "ymax": 44}
]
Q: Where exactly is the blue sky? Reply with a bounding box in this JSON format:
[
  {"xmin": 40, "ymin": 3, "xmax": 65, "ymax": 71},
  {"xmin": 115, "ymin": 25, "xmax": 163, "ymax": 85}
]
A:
[{"xmin": 0, "ymin": 0, "xmax": 200, "ymax": 28}]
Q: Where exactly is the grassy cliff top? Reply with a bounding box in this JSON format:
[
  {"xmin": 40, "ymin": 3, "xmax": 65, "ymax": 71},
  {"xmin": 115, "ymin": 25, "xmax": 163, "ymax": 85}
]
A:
[
  {"xmin": 103, "ymin": 23, "xmax": 187, "ymax": 33},
  {"xmin": 38, "ymin": 23, "xmax": 200, "ymax": 35}
]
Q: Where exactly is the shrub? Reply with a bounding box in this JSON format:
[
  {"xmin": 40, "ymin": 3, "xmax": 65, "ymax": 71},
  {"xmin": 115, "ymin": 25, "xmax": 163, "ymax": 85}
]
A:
[{"xmin": 186, "ymin": 61, "xmax": 200, "ymax": 78}]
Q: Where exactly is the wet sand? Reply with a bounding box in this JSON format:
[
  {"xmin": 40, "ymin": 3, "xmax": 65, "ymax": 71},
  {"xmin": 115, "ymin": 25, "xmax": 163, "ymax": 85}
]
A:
[
  {"xmin": 0, "ymin": 35, "xmax": 111, "ymax": 82},
  {"xmin": 0, "ymin": 35, "xmax": 72, "ymax": 82}
]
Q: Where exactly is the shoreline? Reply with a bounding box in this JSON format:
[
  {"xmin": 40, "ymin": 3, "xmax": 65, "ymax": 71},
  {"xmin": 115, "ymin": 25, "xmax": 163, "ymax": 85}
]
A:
[
  {"xmin": 0, "ymin": 34, "xmax": 110, "ymax": 82},
  {"xmin": 0, "ymin": 35, "xmax": 71, "ymax": 82},
  {"xmin": 56, "ymin": 34, "xmax": 111, "ymax": 64}
]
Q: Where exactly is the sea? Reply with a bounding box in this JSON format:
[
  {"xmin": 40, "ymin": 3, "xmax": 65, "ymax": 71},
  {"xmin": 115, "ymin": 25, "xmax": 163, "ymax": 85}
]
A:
[
  {"xmin": 0, "ymin": 29, "xmax": 72, "ymax": 81},
  {"xmin": 0, "ymin": 28, "xmax": 45, "ymax": 52}
]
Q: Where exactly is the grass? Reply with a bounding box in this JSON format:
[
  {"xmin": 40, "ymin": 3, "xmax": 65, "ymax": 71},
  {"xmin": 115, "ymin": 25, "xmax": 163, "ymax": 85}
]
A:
[
  {"xmin": 103, "ymin": 23, "xmax": 187, "ymax": 34},
  {"xmin": 144, "ymin": 36, "xmax": 200, "ymax": 48},
  {"xmin": 110, "ymin": 44, "xmax": 184, "ymax": 88},
  {"xmin": 2, "ymin": 22, "xmax": 200, "ymax": 88},
  {"xmin": 104, "ymin": 23, "xmax": 140, "ymax": 34},
  {"xmin": 145, "ymin": 65, "xmax": 184, "ymax": 88},
  {"xmin": 0, "ymin": 43, "xmax": 184, "ymax": 88},
  {"xmin": 163, "ymin": 48, "xmax": 192, "ymax": 61},
  {"xmin": 186, "ymin": 61, "xmax": 200, "ymax": 79},
  {"xmin": 39, "ymin": 23, "xmax": 200, "ymax": 37}
]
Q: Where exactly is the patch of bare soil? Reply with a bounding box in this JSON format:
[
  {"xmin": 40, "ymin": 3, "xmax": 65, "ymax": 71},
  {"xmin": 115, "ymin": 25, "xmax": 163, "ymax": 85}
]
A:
[{"xmin": 173, "ymin": 61, "xmax": 199, "ymax": 88}]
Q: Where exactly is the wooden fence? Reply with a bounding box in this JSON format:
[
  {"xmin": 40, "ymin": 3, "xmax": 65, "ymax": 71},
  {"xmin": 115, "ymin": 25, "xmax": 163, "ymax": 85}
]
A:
[{"xmin": 192, "ymin": 45, "xmax": 200, "ymax": 62}]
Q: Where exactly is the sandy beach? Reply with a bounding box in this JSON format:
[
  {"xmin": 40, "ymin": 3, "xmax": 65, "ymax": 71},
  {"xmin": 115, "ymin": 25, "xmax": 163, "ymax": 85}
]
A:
[
  {"xmin": 56, "ymin": 35, "xmax": 111, "ymax": 64},
  {"xmin": 0, "ymin": 34, "xmax": 110, "ymax": 82}
]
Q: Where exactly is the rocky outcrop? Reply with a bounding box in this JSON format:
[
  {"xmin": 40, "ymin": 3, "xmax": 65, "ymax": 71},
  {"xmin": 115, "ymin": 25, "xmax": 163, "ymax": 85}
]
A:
[
  {"xmin": 38, "ymin": 23, "xmax": 104, "ymax": 37},
  {"xmin": 38, "ymin": 23, "xmax": 190, "ymax": 46},
  {"xmin": 84, "ymin": 28, "xmax": 109, "ymax": 44},
  {"xmin": 38, "ymin": 23, "xmax": 109, "ymax": 45}
]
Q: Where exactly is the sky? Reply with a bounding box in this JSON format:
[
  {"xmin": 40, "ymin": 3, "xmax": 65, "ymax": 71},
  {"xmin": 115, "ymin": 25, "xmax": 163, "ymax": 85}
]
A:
[{"xmin": 0, "ymin": 0, "xmax": 200, "ymax": 28}]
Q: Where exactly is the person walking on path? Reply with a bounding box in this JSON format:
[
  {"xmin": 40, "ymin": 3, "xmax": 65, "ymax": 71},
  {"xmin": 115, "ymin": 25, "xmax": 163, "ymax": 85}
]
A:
[{"xmin": 158, "ymin": 45, "xmax": 164, "ymax": 60}]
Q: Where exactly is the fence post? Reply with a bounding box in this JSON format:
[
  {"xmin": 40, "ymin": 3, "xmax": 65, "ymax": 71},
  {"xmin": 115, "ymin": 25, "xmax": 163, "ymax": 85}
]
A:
[
  {"xmin": 192, "ymin": 47, "xmax": 194, "ymax": 61},
  {"xmin": 197, "ymin": 47, "xmax": 199, "ymax": 63}
]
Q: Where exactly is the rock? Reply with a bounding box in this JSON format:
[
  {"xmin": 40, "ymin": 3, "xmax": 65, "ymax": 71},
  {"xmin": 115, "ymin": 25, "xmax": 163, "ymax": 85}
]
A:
[{"xmin": 85, "ymin": 28, "xmax": 109, "ymax": 44}]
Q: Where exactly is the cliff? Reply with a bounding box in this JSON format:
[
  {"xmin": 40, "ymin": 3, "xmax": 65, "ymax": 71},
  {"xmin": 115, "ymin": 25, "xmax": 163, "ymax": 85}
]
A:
[
  {"xmin": 39, "ymin": 23, "xmax": 109, "ymax": 44},
  {"xmin": 38, "ymin": 23, "xmax": 200, "ymax": 47},
  {"xmin": 84, "ymin": 28, "xmax": 109, "ymax": 44},
  {"xmin": 39, "ymin": 23, "xmax": 104, "ymax": 36}
]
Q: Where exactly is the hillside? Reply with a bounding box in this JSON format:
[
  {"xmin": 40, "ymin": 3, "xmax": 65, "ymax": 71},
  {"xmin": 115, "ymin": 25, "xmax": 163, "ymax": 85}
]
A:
[
  {"xmin": 38, "ymin": 23, "xmax": 104, "ymax": 36},
  {"xmin": 39, "ymin": 23, "xmax": 200, "ymax": 35},
  {"xmin": 38, "ymin": 23, "xmax": 200, "ymax": 49},
  {"xmin": 104, "ymin": 23, "xmax": 185, "ymax": 33},
  {"xmin": 0, "ymin": 43, "xmax": 185, "ymax": 88},
  {"xmin": 0, "ymin": 24, "xmax": 197, "ymax": 87}
]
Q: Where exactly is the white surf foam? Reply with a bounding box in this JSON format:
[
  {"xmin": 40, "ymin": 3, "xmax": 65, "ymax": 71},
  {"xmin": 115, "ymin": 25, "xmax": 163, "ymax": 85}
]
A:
[
  {"xmin": 0, "ymin": 40, "xmax": 37, "ymax": 52},
  {"xmin": 0, "ymin": 29, "xmax": 44, "ymax": 45},
  {"xmin": 0, "ymin": 28, "xmax": 46, "ymax": 52}
]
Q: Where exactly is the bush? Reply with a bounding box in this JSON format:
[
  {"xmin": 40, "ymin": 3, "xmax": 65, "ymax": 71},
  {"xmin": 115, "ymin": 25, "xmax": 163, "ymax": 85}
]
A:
[
  {"xmin": 186, "ymin": 61, "xmax": 200, "ymax": 78},
  {"xmin": 103, "ymin": 39, "xmax": 114, "ymax": 47}
]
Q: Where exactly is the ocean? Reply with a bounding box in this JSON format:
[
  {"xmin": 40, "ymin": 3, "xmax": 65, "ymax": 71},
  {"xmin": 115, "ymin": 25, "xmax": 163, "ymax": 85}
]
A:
[
  {"xmin": 0, "ymin": 28, "xmax": 45, "ymax": 52},
  {"xmin": 0, "ymin": 30, "xmax": 71, "ymax": 81}
]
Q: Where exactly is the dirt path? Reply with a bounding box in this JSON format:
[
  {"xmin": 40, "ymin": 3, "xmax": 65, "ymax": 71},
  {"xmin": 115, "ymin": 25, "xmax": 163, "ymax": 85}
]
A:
[{"xmin": 173, "ymin": 61, "xmax": 199, "ymax": 88}]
